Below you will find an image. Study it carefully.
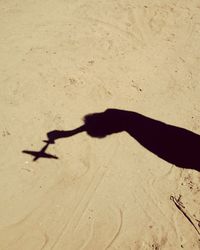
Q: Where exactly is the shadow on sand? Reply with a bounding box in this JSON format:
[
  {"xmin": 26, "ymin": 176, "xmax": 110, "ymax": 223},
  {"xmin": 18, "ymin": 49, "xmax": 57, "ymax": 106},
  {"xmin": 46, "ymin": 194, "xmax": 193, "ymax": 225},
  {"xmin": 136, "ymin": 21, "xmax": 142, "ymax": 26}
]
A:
[{"xmin": 23, "ymin": 109, "xmax": 200, "ymax": 172}]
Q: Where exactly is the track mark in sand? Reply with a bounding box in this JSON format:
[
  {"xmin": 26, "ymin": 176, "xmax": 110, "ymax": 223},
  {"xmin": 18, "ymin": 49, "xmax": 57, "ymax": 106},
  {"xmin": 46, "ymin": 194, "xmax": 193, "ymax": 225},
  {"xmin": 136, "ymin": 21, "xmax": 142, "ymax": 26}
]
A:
[
  {"xmin": 40, "ymin": 232, "xmax": 49, "ymax": 250},
  {"xmin": 49, "ymin": 166, "xmax": 106, "ymax": 249},
  {"xmin": 170, "ymin": 195, "xmax": 200, "ymax": 236},
  {"xmin": 105, "ymin": 209, "xmax": 123, "ymax": 249},
  {"xmin": 130, "ymin": 172, "xmax": 178, "ymax": 236},
  {"xmin": 79, "ymin": 220, "xmax": 95, "ymax": 250},
  {"xmin": 50, "ymin": 145, "xmax": 119, "ymax": 250},
  {"xmin": 73, "ymin": 165, "xmax": 108, "ymax": 232},
  {"xmin": 83, "ymin": 16, "xmax": 144, "ymax": 46}
]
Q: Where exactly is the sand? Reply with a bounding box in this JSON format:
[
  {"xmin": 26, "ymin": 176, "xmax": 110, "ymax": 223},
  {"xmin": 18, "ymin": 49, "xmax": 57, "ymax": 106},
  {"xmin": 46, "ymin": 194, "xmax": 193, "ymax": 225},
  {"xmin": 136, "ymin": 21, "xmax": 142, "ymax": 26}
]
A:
[{"xmin": 0, "ymin": 0, "xmax": 200, "ymax": 249}]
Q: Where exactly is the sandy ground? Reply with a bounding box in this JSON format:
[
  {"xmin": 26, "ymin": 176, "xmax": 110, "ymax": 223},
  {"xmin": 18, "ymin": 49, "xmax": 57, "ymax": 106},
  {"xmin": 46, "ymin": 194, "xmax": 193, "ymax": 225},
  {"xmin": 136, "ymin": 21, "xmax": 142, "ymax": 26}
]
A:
[{"xmin": 0, "ymin": 0, "xmax": 200, "ymax": 249}]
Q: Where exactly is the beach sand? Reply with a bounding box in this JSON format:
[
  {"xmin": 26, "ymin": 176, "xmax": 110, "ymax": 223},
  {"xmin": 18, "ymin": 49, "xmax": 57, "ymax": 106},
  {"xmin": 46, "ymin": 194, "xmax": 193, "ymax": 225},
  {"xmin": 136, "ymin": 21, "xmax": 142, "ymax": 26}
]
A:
[{"xmin": 0, "ymin": 0, "xmax": 200, "ymax": 249}]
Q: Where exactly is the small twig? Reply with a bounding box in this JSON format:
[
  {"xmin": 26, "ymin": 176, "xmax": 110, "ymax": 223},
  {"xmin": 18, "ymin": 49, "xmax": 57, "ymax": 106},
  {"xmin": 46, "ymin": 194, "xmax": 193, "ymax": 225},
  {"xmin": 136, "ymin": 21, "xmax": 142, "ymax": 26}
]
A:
[{"xmin": 170, "ymin": 195, "xmax": 200, "ymax": 236}]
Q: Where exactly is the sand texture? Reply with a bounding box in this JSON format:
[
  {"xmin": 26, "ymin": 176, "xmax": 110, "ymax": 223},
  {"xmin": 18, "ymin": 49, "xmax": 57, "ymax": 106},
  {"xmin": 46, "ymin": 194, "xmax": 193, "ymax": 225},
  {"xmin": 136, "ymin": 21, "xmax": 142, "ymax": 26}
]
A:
[{"xmin": 0, "ymin": 0, "xmax": 200, "ymax": 249}]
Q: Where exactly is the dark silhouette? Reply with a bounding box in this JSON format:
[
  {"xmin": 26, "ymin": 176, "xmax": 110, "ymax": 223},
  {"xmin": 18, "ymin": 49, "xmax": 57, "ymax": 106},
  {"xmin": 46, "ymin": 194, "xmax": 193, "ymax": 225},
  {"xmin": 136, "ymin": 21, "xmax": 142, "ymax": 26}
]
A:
[
  {"xmin": 22, "ymin": 141, "xmax": 58, "ymax": 161},
  {"xmin": 45, "ymin": 108, "xmax": 200, "ymax": 172}
]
